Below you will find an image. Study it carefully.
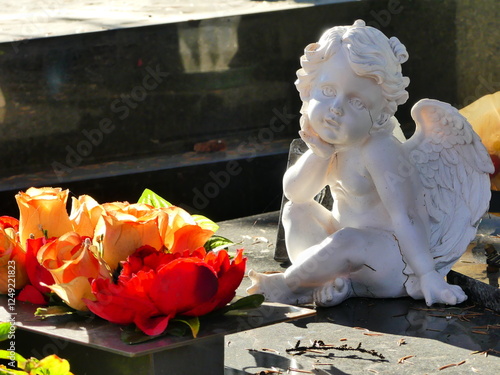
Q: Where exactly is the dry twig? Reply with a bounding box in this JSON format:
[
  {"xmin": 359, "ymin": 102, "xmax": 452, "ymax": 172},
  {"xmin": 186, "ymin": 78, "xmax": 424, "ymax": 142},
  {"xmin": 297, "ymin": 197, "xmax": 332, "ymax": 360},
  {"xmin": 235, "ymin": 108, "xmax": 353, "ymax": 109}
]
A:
[
  {"xmin": 470, "ymin": 348, "xmax": 500, "ymax": 357},
  {"xmin": 363, "ymin": 332, "xmax": 384, "ymax": 336},
  {"xmin": 286, "ymin": 340, "xmax": 385, "ymax": 360},
  {"xmin": 438, "ymin": 360, "xmax": 466, "ymax": 370},
  {"xmin": 471, "ymin": 330, "xmax": 489, "ymax": 335},
  {"xmin": 398, "ymin": 355, "xmax": 414, "ymax": 364},
  {"xmin": 262, "ymin": 348, "xmax": 280, "ymax": 354},
  {"xmin": 287, "ymin": 368, "xmax": 314, "ymax": 374}
]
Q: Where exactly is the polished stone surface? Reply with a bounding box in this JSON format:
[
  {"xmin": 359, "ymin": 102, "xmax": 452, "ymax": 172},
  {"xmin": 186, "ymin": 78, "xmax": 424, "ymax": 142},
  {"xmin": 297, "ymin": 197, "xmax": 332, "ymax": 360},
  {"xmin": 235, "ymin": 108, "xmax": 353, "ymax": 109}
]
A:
[
  {"xmin": 218, "ymin": 212, "xmax": 500, "ymax": 374},
  {"xmin": 0, "ymin": 296, "xmax": 314, "ymax": 357},
  {"xmin": 1, "ymin": 291, "xmax": 314, "ymax": 374}
]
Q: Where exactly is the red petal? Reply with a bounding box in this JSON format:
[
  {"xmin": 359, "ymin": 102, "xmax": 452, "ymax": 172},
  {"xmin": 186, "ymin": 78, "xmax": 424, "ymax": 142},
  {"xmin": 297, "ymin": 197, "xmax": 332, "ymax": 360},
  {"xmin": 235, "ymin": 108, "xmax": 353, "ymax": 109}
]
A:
[
  {"xmin": 185, "ymin": 249, "xmax": 246, "ymax": 316},
  {"xmin": 0, "ymin": 216, "xmax": 19, "ymax": 231},
  {"xmin": 120, "ymin": 246, "xmax": 176, "ymax": 281},
  {"xmin": 134, "ymin": 313, "xmax": 173, "ymax": 336},
  {"xmin": 17, "ymin": 284, "xmax": 48, "ymax": 305},
  {"xmin": 211, "ymin": 252, "xmax": 246, "ymax": 309},
  {"xmin": 149, "ymin": 258, "xmax": 218, "ymax": 315},
  {"xmin": 205, "ymin": 250, "xmax": 231, "ymax": 275},
  {"xmin": 86, "ymin": 276, "xmax": 159, "ymax": 325},
  {"xmin": 25, "ymin": 238, "xmax": 55, "ymax": 294},
  {"xmin": 170, "ymin": 225, "xmax": 214, "ymax": 254},
  {"xmin": 189, "ymin": 247, "xmax": 206, "ymax": 260}
]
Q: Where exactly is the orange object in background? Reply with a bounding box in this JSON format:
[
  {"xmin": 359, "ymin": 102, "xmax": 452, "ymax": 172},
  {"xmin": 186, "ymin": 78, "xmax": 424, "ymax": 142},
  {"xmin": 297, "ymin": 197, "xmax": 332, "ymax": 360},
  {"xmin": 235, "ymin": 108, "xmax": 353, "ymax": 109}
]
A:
[{"xmin": 460, "ymin": 91, "xmax": 500, "ymax": 190}]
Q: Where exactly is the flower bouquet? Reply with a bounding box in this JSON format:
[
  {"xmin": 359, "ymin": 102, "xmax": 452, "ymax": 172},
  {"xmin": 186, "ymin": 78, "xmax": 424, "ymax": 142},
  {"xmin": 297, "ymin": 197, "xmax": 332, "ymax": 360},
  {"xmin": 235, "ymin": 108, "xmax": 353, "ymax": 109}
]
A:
[{"xmin": 1, "ymin": 187, "xmax": 255, "ymax": 341}]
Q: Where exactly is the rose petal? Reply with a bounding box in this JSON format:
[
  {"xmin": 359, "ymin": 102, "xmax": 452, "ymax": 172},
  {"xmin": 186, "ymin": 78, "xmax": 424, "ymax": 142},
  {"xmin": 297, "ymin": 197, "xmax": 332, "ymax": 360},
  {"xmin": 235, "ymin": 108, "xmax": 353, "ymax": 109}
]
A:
[
  {"xmin": 119, "ymin": 246, "xmax": 176, "ymax": 282},
  {"xmin": 25, "ymin": 237, "xmax": 55, "ymax": 294},
  {"xmin": 94, "ymin": 213, "xmax": 164, "ymax": 271},
  {"xmin": 0, "ymin": 216, "xmax": 19, "ymax": 231},
  {"xmin": 42, "ymin": 276, "xmax": 94, "ymax": 311},
  {"xmin": 86, "ymin": 274, "xmax": 160, "ymax": 325},
  {"xmin": 149, "ymin": 258, "xmax": 218, "ymax": 315},
  {"xmin": 134, "ymin": 313, "xmax": 173, "ymax": 336},
  {"xmin": 169, "ymin": 225, "xmax": 214, "ymax": 254},
  {"xmin": 16, "ymin": 187, "xmax": 72, "ymax": 247},
  {"xmin": 210, "ymin": 250, "xmax": 246, "ymax": 310},
  {"xmin": 185, "ymin": 249, "xmax": 246, "ymax": 316},
  {"xmin": 18, "ymin": 284, "xmax": 48, "ymax": 305}
]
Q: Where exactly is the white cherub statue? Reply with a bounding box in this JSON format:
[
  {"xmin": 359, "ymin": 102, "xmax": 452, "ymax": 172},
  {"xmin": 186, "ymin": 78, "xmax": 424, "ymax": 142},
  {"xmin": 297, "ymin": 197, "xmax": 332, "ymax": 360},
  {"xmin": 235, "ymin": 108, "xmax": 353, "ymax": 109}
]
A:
[{"xmin": 247, "ymin": 20, "xmax": 493, "ymax": 307}]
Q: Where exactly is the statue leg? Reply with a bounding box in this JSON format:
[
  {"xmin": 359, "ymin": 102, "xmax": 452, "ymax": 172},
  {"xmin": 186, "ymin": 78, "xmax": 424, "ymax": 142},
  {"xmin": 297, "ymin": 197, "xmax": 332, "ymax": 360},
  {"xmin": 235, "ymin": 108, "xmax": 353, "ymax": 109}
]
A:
[
  {"xmin": 282, "ymin": 201, "xmax": 338, "ymax": 263},
  {"xmin": 248, "ymin": 227, "xmax": 408, "ymax": 306}
]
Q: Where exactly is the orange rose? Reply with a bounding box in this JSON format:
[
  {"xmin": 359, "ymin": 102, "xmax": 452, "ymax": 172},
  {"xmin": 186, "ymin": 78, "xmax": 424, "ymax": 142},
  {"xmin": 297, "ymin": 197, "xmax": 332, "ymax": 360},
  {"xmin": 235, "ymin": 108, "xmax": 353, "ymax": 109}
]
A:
[
  {"xmin": 37, "ymin": 232, "xmax": 111, "ymax": 310},
  {"xmin": 15, "ymin": 187, "xmax": 72, "ymax": 249},
  {"xmin": 46, "ymin": 276, "xmax": 98, "ymax": 311},
  {"xmin": 159, "ymin": 206, "xmax": 214, "ymax": 254},
  {"xmin": 69, "ymin": 195, "xmax": 104, "ymax": 237},
  {"xmin": 0, "ymin": 221, "xmax": 28, "ymax": 293},
  {"xmin": 93, "ymin": 202, "xmax": 165, "ymax": 270}
]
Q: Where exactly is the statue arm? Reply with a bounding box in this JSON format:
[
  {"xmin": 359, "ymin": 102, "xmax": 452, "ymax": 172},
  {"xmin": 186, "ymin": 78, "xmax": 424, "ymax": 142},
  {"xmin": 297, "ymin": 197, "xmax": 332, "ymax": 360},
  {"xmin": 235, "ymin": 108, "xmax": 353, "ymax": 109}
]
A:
[{"xmin": 283, "ymin": 149, "xmax": 332, "ymax": 203}]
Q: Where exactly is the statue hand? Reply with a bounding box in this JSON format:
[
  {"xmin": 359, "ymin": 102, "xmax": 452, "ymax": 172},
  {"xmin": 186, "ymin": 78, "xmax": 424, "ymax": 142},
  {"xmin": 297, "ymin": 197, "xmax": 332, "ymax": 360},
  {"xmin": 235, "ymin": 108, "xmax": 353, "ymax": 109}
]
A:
[
  {"xmin": 419, "ymin": 270, "xmax": 467, "ymax": 306},
  {"xmin": 299, "ymin": 128, "xmax": 336, "ymax": 159}
]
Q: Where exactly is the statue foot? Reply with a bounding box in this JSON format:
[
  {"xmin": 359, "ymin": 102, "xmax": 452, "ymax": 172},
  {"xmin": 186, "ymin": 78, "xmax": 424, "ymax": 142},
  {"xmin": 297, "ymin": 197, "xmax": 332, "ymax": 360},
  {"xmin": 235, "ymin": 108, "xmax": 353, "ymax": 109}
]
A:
[
  {"xmin": 246, "ymin": 270, "xmax": 313, "ymax": 305},
  {"xmin": 418, "ymin": 271, "xmax": 468, "ymax": 306},
  {"xmin": 313, "ymin": 277, "xmax": 353, "ymax": 307}
]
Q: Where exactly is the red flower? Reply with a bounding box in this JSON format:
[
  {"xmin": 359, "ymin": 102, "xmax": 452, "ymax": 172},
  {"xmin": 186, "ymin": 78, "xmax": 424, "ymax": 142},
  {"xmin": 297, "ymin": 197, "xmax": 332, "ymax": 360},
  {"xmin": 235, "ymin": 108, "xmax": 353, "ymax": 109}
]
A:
[
  {"xmin": 86, "ymin": 247, "xmax": 246, "ymax": 336},
  {"xmin": 184, "ymin": 248, "xmax": 246, "ymax": 316},
  {"xmin": 0, "ymin": 216, "xmax": 19, "ymax": 232},
  {"xmin": 17, "ymin": 284, "xmax": 47, "ymax": 305},
  {"xmin": 0, "ymin": 216, "xmax": 28, "ymax": 293},
  {"xmin": 21, "ymin": 237, "xmax": 55, "ymax": 302}
]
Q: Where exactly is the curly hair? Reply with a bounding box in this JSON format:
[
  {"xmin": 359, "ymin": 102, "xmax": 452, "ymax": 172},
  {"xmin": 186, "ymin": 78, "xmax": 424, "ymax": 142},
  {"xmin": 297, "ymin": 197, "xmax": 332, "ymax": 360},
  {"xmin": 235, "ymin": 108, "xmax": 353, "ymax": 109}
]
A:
[{"xmin": 296, "ymin": 20, "xmax": 410, "ymax": 132}]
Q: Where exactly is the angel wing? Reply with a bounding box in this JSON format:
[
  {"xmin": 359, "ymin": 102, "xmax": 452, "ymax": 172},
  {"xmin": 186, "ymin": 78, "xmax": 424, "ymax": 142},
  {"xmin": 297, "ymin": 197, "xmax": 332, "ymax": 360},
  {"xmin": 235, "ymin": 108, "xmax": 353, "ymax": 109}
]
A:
[{"xmin": 403, "ymin": 99, "xmax": 494, "ymax": 276}]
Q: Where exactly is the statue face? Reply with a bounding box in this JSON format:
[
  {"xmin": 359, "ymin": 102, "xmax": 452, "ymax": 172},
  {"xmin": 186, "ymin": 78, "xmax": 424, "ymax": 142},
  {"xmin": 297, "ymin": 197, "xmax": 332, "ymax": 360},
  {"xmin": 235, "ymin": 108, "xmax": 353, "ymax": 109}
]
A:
[{"xmin": 307, "ymin": 48, "xmax": 385, "ymax": 146}]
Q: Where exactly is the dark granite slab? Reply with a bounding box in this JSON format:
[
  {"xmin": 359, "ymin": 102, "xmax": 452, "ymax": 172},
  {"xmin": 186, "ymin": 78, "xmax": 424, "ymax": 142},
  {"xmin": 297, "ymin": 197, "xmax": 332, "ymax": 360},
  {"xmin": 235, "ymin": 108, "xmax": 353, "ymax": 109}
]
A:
[{"xmin": 218, "ymin": 211, "xmax": 500, "ymax": 374}]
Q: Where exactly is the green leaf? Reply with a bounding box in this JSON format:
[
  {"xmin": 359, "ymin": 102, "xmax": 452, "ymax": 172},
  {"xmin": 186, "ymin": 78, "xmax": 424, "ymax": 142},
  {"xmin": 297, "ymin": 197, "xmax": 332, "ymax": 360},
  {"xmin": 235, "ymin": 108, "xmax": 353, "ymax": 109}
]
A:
[
  {"xmin": 164, "ymin": 322, "xmax": 187, "ymax": 337},
  {"xmin": 204, "ymin": 235, "xmax": 234, "ymax": 252},
  {"xmin": 120, "ymin": 318, "xmax": 197, "ymax": 345},
  {"xmin": 192, "ymin": 215, "xmax": 219, "ymax": 232},
  {"xmin": 226, "ymin": 294, "xmax": 265, "ymax": 311},
  {"xmin": 120, "ymin": 325, "xmax": 162, "ymax": 345},
  {"xmin": 137, "ymin": 189, "xmax": 172, "ymax": 208},
  {"xmin": 0, "ymin": 350, "xmax": 27, "ymax": 370},
  {"xmin": 171, "ymin": 317, "xmax": 200, "ymax": 338},
  {"xmin": 204, "ymin": 294, "xmax": 265, "ymax": 318},
  {"xmin": 34, "ymin": 305, "xmax": 75, "ymax": 319},
  {"xmin": 0, "ymin": 322, "xmax": 12, "ymax": 342}
]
